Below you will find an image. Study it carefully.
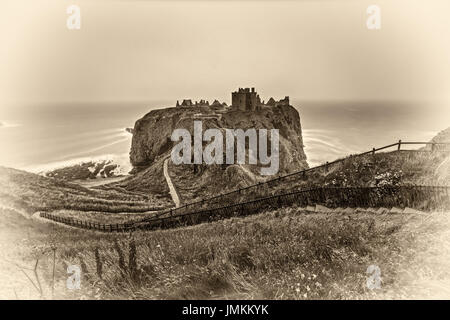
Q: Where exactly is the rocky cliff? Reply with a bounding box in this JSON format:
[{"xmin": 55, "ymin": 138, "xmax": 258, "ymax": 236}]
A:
[
  {"xmin": 126, "ymin": 103, "xmax": 309, "ymax": 200},
  {"xmin": 130, "ymin": 103, "xmax": 308, "ymax": 173}
]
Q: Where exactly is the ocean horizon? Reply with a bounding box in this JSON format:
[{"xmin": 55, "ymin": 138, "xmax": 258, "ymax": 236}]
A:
[{"xmin": 0, "ymin": 99, "xmax": 448, "ymax": 173}]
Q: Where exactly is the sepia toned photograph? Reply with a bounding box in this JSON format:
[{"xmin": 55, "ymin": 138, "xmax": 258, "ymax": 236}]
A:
[{"xmin": 0, "ymin": 0, "xmax": 449, "ymax": 308}]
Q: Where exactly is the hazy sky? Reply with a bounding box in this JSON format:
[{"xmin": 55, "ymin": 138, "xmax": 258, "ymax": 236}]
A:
[{"xmin": 1, "ymin": 0, "xmax": 450, "ymax": 106}]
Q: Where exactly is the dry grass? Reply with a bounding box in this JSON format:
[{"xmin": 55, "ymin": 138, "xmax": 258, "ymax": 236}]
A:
[
  {"xmin": 2, "ymin": 201, "xmax": 449, "ymax": 300},
  {"xmin": 28, "ymin": 206, "xmax": 436, "ymax": 300},
  {"xmin": 0, "ymin": 166, "xmax": 170, "ymax": 217},
  {"xmin": 369, "ymin": 211, "xmax": 450, "ymax": 299},
  {"xmin": 49, "ymin": 209, "xmax": 159, "ymax": 224},
  {"xmin": 0, "ymin": 149, "xmax": 448, "ymax": 299},
  {"xmin": 165, "ymin": 150, "xmax": 449, "ymax": 209}
]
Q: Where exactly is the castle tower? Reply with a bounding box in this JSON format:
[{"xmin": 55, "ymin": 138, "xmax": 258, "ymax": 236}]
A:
[{"xmin": 231, "ymin": 87, "xmax": 260, "ymax": 111}]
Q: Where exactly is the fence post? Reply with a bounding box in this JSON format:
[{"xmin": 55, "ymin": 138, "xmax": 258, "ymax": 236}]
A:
[
  {"xmin": 431, "ymin": 143, "xmax": 435, "ymax": 152},
  {"xmin": 372, "ymin": 147, "xmax": 375, "ymax": 155},
  {"xmin": 398, "ymin": 140, "xmax": 402, "ymax": 151}
]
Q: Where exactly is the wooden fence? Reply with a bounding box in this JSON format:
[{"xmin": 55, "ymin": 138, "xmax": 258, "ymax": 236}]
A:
[
  {"xmin": 138, "ymin": 140, "xmax": 450, "ymax": 222},
  {"xmin": 40, "ymin": 185, "xmax": 450, "ymax": 233}
]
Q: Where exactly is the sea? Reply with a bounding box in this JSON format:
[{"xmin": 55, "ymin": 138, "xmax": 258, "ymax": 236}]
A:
[{"xmin": 0, "ymin": 100, "xmax": 448, "ymax": 173}]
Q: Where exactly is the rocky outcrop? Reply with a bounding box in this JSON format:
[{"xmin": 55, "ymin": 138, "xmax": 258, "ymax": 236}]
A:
[
  {"xmin": 127, "ymin": 102, "xmax": 308, "ymax": 200},
  {"xmin": 129, "ymin": 103, "xmax": 308, "ymax": 174},
  {"xmin": 43, "ymin": 160, "xmax": 121, "ymax": 181}
]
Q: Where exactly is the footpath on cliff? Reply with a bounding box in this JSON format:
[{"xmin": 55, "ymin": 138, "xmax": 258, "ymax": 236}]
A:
[{"xmin": 163, "ymin": 157, "xmax": 181, "ymax": 208}]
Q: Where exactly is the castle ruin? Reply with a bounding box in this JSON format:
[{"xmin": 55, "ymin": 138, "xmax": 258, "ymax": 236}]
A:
[
  {"xmin": 231, "ymin": 87, "xmax": 261, "ymax": 111},
  {"xmin": 177, "ymin": 99, "xmax": 210, "ymax": 107},
  {"xmin": 176, "ymin": 88, "xmax": 289, "ymax": 111}
]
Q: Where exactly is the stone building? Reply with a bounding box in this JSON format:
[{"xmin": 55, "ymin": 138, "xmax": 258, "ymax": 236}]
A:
[
  {"xmin": 266, "ymin": 97, "xmax": 276, "ymax": 107},
  {"xmin": 231, "ymin": 87, "xmax": 261, "ymax": 111},
  {"xmin": 176, "ymin": 88, "xmax": 289, "ymax": 110},
  {"xmin": 276, "ymin": 96, "xmax": 290, "ymax": 106},
  {"xmin": 176, "ymin": 99, "xmax": 210, "ymax": 107},
  {"xmin": 177, "ymin": 99, "xmax": 194, "ymax": 107}
]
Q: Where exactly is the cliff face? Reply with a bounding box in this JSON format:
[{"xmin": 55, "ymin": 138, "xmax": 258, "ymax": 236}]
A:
[{"xmin": 129, "ymin": 104, "xmax": 308, "ymax": 175}]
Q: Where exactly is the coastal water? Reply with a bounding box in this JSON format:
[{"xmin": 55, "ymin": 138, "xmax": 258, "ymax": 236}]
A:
[
  {"xmin": 297, "ymin": 100, "xmax": 449, "ymax": 166},
  {"xmin": 0, "ymin": 100, "xmax": 448, "ymax": 172},
  {"xmin": 0, "ymin": 101, "xmax": 171, "ymax": 173}
]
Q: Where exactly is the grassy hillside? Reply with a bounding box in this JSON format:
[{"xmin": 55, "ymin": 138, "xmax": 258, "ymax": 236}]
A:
[
  {"xmin": 165, "ymin": 149, "xmax": 450, "ymax": 210},
  {"xmin": 0, "ymin": 130, "xmax": 448, "ymax": 299},
  {"xmin": 0, "ymin": 166, "xmax": 170, "ymax": 221},
  {"xmin": 3, "ymin": 204, "xmax": 448, "ymax": 300},
  {"xmin": 113, "ymin": 154, "xmax": 170, "ymax": 199}
]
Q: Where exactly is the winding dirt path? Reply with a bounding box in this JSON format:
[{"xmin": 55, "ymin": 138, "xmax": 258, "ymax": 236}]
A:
[{"xmin": 163, "ymin": 158, "xmax": 181, "ymax": 207}]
